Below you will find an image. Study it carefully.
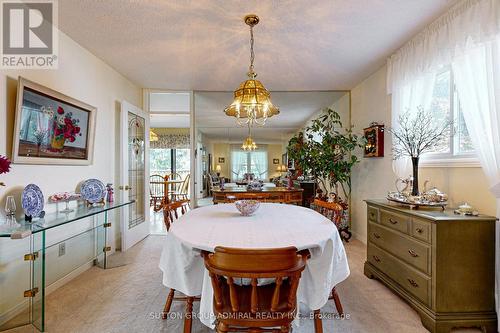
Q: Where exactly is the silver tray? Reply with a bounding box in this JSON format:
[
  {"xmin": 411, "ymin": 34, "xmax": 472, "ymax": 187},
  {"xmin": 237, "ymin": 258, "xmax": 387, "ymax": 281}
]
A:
[{"xmin": 386, "ymin": 196, "xmax": 447, "ymax": 210}]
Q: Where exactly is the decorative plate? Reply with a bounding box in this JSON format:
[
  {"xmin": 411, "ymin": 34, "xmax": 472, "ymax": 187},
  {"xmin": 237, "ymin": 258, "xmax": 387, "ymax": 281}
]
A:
[
  {"xmin": 22, "ymin": 184, "xmax": 44, "ymax": 217},
  {"xmin": 80, "ymin": 179, "xmax": 106, "ymax": 203}
]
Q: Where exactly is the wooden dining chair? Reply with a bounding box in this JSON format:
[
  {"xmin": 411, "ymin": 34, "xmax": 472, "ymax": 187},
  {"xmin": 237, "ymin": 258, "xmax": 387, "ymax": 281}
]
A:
[
  {"xmin": 162, "ymin": 200, "xmax": 189, "ymax": 231},
  {"xmin": 161, "ymin": 200, "xmax": 199, "ymax": 333},
  {"xmin": 201, "ymin": 246, "xmax": 318, "ymax": 333},
  {"xmin": 311, "ymin": 199, "xmax": 345, "ymax": 318},
  {"xmin": 173, "ymin": 174, "xmax": 190, "ymax": 202},
  {"xmin": 150, "ymin": 174, "xmax": 165, "ymax": 210}
]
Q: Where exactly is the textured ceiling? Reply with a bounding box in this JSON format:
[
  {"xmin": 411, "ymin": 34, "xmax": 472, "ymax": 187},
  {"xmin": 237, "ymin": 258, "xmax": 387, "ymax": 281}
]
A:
[{"xmin": 58, "ymin": 0, "xmax": 457, "ymax": 90}]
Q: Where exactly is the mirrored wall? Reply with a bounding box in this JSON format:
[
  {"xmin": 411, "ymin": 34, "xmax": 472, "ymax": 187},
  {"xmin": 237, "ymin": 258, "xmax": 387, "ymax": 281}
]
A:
[{"xmin": 193, "ymin": 91, "xmax": 350, "ymax": 206}]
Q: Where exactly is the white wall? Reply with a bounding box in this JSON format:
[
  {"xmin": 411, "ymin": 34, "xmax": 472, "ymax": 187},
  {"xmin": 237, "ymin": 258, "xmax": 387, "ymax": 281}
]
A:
[
  {"xmin": 350, "ymin": 65, "xmax": 496, "ymax": 243},
  {"xmin": 0, "ymin": 31, "xmax": 141, "ymax": 325}
]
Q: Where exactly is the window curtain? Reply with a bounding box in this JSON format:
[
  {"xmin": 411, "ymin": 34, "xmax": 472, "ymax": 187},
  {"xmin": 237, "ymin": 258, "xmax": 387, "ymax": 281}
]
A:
[
  {"xmin": 386, "ymin": 0, "xmax": 500, "ymax": 325},
  {"xmin": 231, "ymin": 149, "xmax": 248, "ymax": 180},
  {"xmin": 250, "ymin": 150, "xmax": 268, "ymax": 180},
  {"xmin": 452, "ymin": 35, "xmax": 500, "ymax": 325},
  {"xmin": 150, "ymin": 133, "xmax": 190, "ymax": 149}
]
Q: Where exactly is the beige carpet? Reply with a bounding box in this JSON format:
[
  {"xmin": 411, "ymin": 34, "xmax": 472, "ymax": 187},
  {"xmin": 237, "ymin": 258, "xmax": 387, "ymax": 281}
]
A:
[{"xmin": 7, "ymin": 235, "xmax": 480, "ymax": 333}]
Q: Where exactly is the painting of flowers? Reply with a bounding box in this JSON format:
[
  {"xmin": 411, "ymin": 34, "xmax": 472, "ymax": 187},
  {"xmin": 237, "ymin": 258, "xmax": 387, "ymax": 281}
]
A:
[{"xmin": 12, "ymin": 77, "xmax": 96, "ymax": 165}]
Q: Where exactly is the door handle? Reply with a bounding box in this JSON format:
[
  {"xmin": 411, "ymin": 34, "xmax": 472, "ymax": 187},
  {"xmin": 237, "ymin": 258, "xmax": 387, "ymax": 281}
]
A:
[{"xmin": 119, "ymin": 185, "xmax": 132, "ymax": 190}]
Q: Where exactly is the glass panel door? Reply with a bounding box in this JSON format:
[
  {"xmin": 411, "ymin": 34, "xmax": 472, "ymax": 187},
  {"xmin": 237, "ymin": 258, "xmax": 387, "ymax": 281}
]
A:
[{"xmin": 128, "ymin": 113, "xmax": 146, "ymax": 229}]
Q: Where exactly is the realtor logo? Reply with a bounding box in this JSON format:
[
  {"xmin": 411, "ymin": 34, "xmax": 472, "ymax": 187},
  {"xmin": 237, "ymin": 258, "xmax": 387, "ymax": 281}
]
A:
[{"xmin": 1, "ymin": 0, "xmax": 58, "ymax": 68}]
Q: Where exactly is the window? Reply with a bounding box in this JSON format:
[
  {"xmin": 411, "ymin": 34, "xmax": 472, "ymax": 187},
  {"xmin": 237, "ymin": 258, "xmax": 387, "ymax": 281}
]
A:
[
  {"xmin": 150, "ymin": 148, "xmax": 190, "ymax": 179},
  {"xmin": 231, "ymin": 148, "xmax": 268, "ymax": 180},
  {"xmin": 426, "ymin": 69, "xmax": 475, "ymax": 159}
]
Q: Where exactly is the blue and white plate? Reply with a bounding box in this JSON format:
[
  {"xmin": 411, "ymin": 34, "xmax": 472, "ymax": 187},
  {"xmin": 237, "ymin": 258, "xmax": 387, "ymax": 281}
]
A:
[
  {"xmin": 22, "ymin": 184, "xmax": 44, "ymax": 217},
  {"xmin": 80, "ymin": 179, "xmax": 106, "ymax": 203}
]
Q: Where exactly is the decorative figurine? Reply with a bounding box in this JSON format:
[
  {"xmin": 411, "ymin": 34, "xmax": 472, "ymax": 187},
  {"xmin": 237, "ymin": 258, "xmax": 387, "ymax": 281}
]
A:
[{"xmin": 106, "ymin": 183, "xmax": 114, "ymax": 203}]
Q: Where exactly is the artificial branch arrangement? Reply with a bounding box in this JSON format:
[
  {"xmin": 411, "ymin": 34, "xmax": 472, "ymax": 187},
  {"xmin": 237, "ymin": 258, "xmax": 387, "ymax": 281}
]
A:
[
  {"xmin": 287, "ymin": 108, "xmax": 363, "ymax": 201},
  {"xmin": 389, "ymin": 106, "xmax": 453, "ymax": 195}
]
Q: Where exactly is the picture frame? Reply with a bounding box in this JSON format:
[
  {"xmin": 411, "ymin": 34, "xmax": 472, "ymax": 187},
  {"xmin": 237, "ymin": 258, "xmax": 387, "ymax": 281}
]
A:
[
  {"xmin": 12, "ymin": 77, "xmax": 96, "ymax": 165},
  {"xmin": 273, "ymin": 158, "xmax": 279, "ymax": 164},
  {"xmin": 363, "ymin": 123, "xmax": 384, "ymax": 157},
  {"xmin": 218, "ymin": 157, "xmax": 225, "ymax": 163}
]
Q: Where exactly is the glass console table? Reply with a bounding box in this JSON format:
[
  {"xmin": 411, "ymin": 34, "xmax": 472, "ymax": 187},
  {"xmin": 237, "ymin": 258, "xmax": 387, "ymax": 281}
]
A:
[{"xmin": 0, "ymin": 200, "xmax": 134, "ymax": 332}]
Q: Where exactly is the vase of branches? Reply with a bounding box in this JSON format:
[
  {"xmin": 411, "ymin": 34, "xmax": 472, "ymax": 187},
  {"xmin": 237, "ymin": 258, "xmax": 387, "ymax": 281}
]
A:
[{"xmin": 389, "ymin": 107, "xmax": 453, "ymax": 196}]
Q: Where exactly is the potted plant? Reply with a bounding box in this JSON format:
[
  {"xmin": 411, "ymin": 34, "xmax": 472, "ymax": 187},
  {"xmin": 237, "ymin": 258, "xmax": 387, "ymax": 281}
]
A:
[
  {"xmin": 389, "ymin": 106, "xmax": 453, "ymax": 196},
  {"xmin": 287, "ymin": 108, "xmax": 363, "ymax": 201}
]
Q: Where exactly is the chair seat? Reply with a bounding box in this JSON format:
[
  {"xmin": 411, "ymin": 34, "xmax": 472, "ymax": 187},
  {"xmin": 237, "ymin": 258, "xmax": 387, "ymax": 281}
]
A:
[{"xmin": 215, "ymin": 279, "xmax": 295, "ymax": 327}]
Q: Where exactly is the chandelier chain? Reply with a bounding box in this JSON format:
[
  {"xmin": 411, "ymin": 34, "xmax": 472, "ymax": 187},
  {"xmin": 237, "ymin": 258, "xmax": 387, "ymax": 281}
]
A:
[{"xmin": 249, "ymin": 25, "xmax": 255, "ymax": 73}]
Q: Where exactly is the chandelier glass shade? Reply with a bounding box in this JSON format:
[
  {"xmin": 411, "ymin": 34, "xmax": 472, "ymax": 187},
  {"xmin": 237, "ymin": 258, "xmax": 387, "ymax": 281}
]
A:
[
  {"xmin": 150, "ymin": 130, "xmax": 159, "ymax": 142},
  {"xmin": 224, "ymin": 14, "xmax": 279, "ymax": 126}
]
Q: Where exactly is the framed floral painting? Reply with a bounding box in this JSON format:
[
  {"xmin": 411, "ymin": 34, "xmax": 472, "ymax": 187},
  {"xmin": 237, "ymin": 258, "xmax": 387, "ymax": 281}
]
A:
[{"xmin": 12, "ymin": 77, "xmax": 96, "ymax": 165}]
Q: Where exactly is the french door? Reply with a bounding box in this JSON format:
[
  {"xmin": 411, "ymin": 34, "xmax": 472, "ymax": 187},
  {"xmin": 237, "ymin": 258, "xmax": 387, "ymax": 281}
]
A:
[{"xmin": 119, "ymin": 101, "xmax": 150, "ymax": 251}]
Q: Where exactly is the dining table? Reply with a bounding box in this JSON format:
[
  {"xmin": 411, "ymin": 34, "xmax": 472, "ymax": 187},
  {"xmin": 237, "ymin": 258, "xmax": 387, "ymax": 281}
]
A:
[{"xmin": 159, "ymin": 203, "xmax": 350, "ymax": 329}]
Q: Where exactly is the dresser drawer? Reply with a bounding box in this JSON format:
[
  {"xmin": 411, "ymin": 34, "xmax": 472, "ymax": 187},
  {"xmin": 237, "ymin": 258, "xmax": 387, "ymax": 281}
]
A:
[
  {"xmin": 368, "ymin": 244, "xmax": 431, "ymax": 306},
  {"xmin": 367, "ymin": 206, "xmax": 379, "ymax": 222},
  {"xmin": 380, "ymin": 209, "xmax": 410, "ymax": 234},
  {"xmin": 411, "ymin": 218, "xmax": 431, "ymax": 243},
  {"xmin": 369, "ymin": 222, "xmax": 431, "ymax": 274}
]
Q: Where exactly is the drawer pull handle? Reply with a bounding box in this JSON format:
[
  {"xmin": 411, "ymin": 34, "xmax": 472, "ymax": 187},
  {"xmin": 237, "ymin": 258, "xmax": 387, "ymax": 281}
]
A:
[
  {"xmin": 415, "ymin": 228, "xmax": 423, "ymax": 234},
  {"xmin": 407, "ymin": 279, "xmax": 419, "ymax": 288},
  {"xmin": 373, "ymin": 233, "xmax": 381, "ymax": 239},
  {"xmin": 389, "ymin": 218, "xmax": 398, "ymax": 224},
  {"xmin": 372, "ymin": 255, "xmax": 381, "ymax": 262},
  {"xmin": 408, "ymin": 249, "xmax": 419, "ymax": 257}
]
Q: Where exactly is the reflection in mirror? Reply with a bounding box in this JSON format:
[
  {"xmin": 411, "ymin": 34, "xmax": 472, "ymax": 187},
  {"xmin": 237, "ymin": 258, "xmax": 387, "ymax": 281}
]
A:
[{"xmin": 194, "ymin": 91, "xmax": 350, "ymax": 207}]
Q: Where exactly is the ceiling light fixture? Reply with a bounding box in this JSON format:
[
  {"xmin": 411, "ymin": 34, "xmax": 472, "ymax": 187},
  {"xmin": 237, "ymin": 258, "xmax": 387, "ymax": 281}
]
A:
[
  {"xmin": 241, "ymin": 125, "xmax": 258, "ymax": 151},
  {"xmin": 150, "ymin": 130, "xmax": 159, "ymax": 142},
  {"xmin": 224, "ymin": 14, "xmax": 279, "ymax": 126}
]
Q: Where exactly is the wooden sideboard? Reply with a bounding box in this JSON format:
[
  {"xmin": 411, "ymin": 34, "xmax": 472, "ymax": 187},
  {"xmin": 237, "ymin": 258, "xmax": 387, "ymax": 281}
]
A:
[
  {"xmin": 364, "ymin": 200, "xmax": 497, "ymax": 333},
  {"xmin": 212, "ymin": 187, "xmax": 303, "ymax": 205}
]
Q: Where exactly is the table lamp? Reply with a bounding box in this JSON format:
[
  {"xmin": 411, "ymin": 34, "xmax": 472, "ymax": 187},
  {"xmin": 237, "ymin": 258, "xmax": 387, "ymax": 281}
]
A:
[{"xmin": 215, "ymin": 164, "xmax": 222, "ymax": 176}]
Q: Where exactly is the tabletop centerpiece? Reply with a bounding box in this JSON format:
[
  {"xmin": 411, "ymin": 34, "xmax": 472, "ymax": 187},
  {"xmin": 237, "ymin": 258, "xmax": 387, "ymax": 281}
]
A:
[
  {"xmin": 388, "ymin": 107, "xmax": 453, "ymax": 209},
  {"xmin": 0, "ymin": 155, "xmax": 11, "ymax": 187}
]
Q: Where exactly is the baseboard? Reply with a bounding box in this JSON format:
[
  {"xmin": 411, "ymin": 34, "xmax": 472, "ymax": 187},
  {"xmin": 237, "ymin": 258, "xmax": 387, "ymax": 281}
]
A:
[
  {"xmin": 0, "ymin": 260, "xmax": 95, "ymax": 327},
  {"xmin": 45, "ymin": 260, "xmax": 94, "ymax": 295},
  {"xmin": 351, "ymin": 230, "xmax": 367, "ymax": 244}
]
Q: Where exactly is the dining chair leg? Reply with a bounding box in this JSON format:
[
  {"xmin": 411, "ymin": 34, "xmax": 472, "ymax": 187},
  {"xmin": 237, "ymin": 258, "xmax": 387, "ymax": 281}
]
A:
[
  {"xmin": 162, "ymin": 289, "xmax": 175, "ymax": 319},
  {"xmin": 313, "ymin": 309, "xmax": 323, "ymax": 333},
  {"xmin": 184, "ymin": 297, "xmax": 194, "ymax": 333},
  {"xmin": 330, "ymin": 287, "xmax": 344, "ymax": 315}
]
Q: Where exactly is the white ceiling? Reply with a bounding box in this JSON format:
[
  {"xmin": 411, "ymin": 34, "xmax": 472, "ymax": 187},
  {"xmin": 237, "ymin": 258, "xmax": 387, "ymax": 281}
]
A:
[{"xmin": 58, "ymin": 0, "xmax": 457, "ymax": 91}]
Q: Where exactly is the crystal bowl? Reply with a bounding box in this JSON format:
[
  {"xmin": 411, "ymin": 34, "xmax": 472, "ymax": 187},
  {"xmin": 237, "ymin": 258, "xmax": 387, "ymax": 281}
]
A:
[{"xmin": 234, "ymin": 200, "xmax": 260, "ymax": 216}]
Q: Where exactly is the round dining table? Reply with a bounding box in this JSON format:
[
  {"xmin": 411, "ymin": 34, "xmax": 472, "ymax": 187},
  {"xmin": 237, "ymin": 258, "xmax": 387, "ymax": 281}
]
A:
[{"xmin": 159, "ymin": 203, "xmax": 350, "ymax": 329}]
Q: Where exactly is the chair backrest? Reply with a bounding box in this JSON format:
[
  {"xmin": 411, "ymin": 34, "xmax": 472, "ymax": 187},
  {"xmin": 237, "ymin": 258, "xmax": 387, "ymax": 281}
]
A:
[
  {"xmin": 208, "ymin": 173, "xmax": 220, "ymax": 189},
  {"xmin": 150, "ymin": 174, "xmax": 165, "ymax": 197},
  {"xmin": 162, "ymin": 200, "xmax": 188, "ymax": 230},
  {"xmin": 181, "ymin": 174, "xmax": 190, "ymax": 195},
  {"xmin": 202, "ymin": 247, "xmax": 308, "ymax": 315},
  {"xmin": 313, "ymin": 199, "xmax": 343, "ymax": 225}
]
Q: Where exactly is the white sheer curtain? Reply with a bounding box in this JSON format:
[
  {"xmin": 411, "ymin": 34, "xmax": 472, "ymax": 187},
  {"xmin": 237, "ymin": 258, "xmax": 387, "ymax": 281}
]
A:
[
  {"xmin": 387, "ymin": 0, "xmax": 500, "ymax": 325},
  {"xmin": 250, "ymin": 150, "xmax": 268, "ymax": 180},
  {"xmin": 452, "ymin": 36, "xmax": 500, "ymax": 324}
]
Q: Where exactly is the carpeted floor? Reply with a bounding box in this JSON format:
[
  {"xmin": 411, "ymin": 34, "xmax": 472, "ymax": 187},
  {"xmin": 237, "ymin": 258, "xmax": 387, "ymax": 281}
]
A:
[{"xmin": 6, "ymin": 235, "xmax": 479, "ymax": 333}]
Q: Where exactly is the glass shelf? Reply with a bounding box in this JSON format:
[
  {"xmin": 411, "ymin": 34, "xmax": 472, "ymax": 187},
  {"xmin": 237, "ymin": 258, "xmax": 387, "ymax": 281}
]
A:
[
  {"xmin": 0, "ymin": 200, "xmax": 134, "ymax": 238},
  {"xmin": 0, "ymin": 199, "xmax": 134, "ymax": 332}
]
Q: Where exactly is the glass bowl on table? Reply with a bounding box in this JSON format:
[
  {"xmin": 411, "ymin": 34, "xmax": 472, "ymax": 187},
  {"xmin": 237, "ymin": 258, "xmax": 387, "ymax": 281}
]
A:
[{"xmin": 234, "ymin": 200, "xmax": 260, "ymax": 216}]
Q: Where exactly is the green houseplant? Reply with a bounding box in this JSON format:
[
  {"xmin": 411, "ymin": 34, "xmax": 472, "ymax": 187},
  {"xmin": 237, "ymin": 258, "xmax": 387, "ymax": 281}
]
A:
[{"xmin": 287, "ymin": 108, "xmax": 363, "ymax": 201}]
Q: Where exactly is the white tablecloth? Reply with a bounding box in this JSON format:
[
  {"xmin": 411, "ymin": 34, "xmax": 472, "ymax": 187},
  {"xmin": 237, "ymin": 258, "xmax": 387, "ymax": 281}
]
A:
[{"xmin": 159, "ymin": 203, "xmax": 350, "ymax": 328}]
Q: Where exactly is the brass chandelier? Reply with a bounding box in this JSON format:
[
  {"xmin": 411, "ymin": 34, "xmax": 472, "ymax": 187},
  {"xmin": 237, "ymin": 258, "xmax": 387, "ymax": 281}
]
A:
[
  {"xmin": 241, "ymin": 125, "xmax": 258, "ymax": 151},
  {"xmin": 224, "ymin": 14, "xmax": 279, "ymax": 126}
]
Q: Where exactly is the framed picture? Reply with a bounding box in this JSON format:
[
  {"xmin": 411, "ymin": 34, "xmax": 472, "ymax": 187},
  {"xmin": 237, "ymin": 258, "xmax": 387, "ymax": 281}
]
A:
[
  {"xmin": 218, "ymin": 157, "xmax": 225, "ymax": 163},
  {"xmin": 273, "ymin": 158, "xmax": 279, "ymax": 164},
  {"xmin": 12, "ymin": 77, "xmax": 96, "ymax": 165},
  {"xmin": 364, "ymin": 123, "xmax": 384, "ymax": 157}
]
